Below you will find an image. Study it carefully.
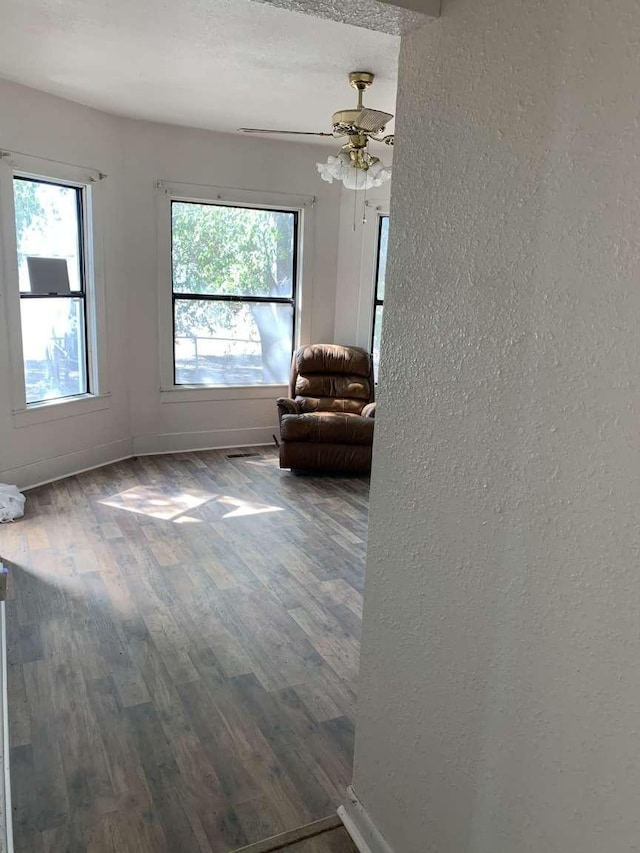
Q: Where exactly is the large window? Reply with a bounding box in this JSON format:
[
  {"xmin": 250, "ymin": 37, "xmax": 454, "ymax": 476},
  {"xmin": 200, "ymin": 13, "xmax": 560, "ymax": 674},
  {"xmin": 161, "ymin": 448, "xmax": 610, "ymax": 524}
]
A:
[
  {"xmin": 13, "ymin": 176, "xmax": 90, "ymax": 404},
  {"xmin": 171, "ymin": 201, "xmax": 297, "ymax": 387},
  {"xmin": 371, "ymin": 215, "xmax": 389, "ymax": 379}
]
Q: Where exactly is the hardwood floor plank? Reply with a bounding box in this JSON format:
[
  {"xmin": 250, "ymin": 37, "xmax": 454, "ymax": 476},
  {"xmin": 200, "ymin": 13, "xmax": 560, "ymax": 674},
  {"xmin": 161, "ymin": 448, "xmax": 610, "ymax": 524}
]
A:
[
  {"xmin": 283, "ymin": 826, "xmax": 358, "ymax": 852},
  {"xmin": 199, "ymin": 803, "xmax": 248, "ymax": 851},
  {"xmin": 124, "ymin": 702, "xmax": 204, "ymax": 852},
  {"xmin": 84, "ymin": 675, "xmax": 154, "ymax": 813},
  {"xmin": 10, "ymin": 743, "xmax": 36, "ymax": 841},
  {"xmin": 83, "ymin": 810, "xmax": 169, "ymax": 853},
  {"xmin": 0, "ymin": 447, "xmax": 369, "ymax": 850},
  {"xmin": 233, "ymin": 795, "xmax": 289, "ymax": 848},
  {"xmin": 7, "ymin": 660, "xmax": 31, "ymax": 748},
  {"xmin": 48, "ymin": 658, "xmax": 114, "ymax": 816},
  {"xmin": 229, "ymin": 815, "xmax": 344, "ymax": 853},
  {"xmin": 22, "ymin": 661, "xmax": 70, "ymax": 832},
  {"xmin": 176, "ymin": 679, "xmax": 263, "ymax": 804}
]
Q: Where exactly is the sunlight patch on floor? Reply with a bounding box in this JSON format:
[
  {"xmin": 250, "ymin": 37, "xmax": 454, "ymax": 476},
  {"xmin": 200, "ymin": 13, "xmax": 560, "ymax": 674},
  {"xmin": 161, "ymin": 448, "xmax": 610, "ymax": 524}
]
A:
[
  {"xmin": 217, "ymin": 496, "xmax": 285, "ymax": 518},
  {"xmin": 244, "ymin": 456, "xmax": 279, "ymax": 468},
  {"xmin": 99, "ymin": 486, "xmax": 284, "ymax": 522},
  {"xmin": 100, "ymin": 485, "xmax": 215, "ymax": 521}
]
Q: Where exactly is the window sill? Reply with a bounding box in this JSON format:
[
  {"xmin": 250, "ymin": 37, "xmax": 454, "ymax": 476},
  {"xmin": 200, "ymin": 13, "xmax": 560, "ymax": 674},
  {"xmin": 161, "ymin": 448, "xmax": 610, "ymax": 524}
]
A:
[
  {"xmin": 12, "ymin": 393, "xmax": 111, "ymax": 428},
  {"xmin": 159, "ymin": 385, "xmax": 287, "ymax": 404}
]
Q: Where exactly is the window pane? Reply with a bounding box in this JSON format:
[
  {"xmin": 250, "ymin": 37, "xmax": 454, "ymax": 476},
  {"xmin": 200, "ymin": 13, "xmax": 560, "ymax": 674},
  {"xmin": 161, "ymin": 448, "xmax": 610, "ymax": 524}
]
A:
[
  {"xmin": 20, "ymin": 297, "xmax": 87, "ymax": 403},
  {"xmin": 13, "ymin": 178, "xmax": 83, "ymax": 293},
  {"xmin": 376, "ymin": 216, "xmax": 389, "ymax": 301},
  {"xmin": 372, "ymin": 305, "xmax": 384, "ymax": 381},
  {"xmin": 172, "ymin": 202, "xmax": 295, "ymax": 298},
  {"xmin": 174, "ymin": 299, "xmax": 293, "ymax": 386}
]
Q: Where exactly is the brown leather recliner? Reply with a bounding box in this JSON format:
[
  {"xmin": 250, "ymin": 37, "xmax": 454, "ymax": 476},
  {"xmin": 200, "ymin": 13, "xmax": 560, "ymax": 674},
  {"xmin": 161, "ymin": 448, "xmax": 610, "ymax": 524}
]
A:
[{"xmin": 276, "ymin": 344, "xmax": 376, "ymax": 474}]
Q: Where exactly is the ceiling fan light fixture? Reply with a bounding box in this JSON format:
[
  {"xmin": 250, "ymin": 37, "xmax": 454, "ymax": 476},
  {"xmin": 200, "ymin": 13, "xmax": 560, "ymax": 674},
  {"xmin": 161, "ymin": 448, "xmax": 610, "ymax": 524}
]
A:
[
  {"xmin": 317, "ymin": 152, "xmax": 391, "ymax": 191},
  {"xmin": 241, "ymin": 71, "xmax": 393, "ymax": 193}
]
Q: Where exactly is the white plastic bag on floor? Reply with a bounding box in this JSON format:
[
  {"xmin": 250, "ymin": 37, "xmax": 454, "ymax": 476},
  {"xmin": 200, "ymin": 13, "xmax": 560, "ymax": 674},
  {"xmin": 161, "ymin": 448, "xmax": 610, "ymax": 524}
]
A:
[{"xmin": 0, "ymin": 484, "xmax": 25, "ymax": 523}]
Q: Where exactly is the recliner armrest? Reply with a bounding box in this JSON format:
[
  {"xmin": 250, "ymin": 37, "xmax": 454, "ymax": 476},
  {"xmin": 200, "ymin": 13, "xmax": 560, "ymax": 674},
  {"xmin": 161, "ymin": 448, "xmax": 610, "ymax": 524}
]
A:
[
  {"xmin": 276, "ymin": 397, "xmax": 301, "ymax": 427},
  {"xmin": 361, "ymin": 402, "xmax": 376, "ymax": 419}
]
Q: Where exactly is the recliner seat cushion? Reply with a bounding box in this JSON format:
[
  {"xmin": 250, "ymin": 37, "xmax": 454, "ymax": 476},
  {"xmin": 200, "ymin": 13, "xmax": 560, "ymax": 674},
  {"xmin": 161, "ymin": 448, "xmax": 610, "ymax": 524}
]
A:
[
  {"xmin": 280, "ymin": 412, "xmax": 374, "ymax": 446},
  {"xmin": 296, "ymin": 395, "xmax": 365, "ymax": 415}
]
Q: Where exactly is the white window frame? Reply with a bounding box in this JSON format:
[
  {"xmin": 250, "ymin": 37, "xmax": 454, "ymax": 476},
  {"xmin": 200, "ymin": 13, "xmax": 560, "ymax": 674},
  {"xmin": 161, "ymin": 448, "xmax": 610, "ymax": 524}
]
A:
[
  {"xmin": 0, "ymin": 152, "xmax": 109, "ymax": 426},
  {"xmin": 370, "ymin": 210, "xmax": 389, "ymax": 375},
  {"xmin": 157, "ymin": 181, "xmax": 315, "ymax": 402},
  {"xmin": 357, "ymin": 202, "xmax": 389, "ymax": 350}
]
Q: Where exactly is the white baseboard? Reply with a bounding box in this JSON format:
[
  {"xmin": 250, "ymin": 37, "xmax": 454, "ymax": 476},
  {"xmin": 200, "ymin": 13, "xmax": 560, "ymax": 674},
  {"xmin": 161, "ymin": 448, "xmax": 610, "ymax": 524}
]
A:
[
  {"xmin": 132, "ymin": 426, "xmax": 277, "ymax": 456},
  {"xmin": 338, "ymin": 787, "xmax": 394, "ymax": 853},
  {"xmin": 1, "ymin": 438, "xmax": 133, "ymax": 491},
  {"xmin": 0, "ymin": 428, "xmax": 278, "ymax": 491}
]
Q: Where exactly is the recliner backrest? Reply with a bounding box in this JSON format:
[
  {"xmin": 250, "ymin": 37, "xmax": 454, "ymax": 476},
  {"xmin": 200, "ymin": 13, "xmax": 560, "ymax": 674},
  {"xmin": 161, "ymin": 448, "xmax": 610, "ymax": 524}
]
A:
[{"xmin": 290, "ymin": 344, "xmax": 374, "ymax": 415}]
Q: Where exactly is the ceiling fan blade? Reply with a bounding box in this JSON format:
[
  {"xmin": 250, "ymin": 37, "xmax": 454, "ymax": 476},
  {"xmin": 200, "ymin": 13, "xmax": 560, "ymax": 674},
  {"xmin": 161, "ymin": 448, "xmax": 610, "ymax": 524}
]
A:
[
  {"xmin": 370, "ymin": 133, "xmax": 395, "ymax": 146},
  {"xmin": 355, "ymin": 108, "xmax": 394, "ymax": 135},
  {"xmin": 238, "ymin": 128, "xmax": 333, "ymax": 137}
]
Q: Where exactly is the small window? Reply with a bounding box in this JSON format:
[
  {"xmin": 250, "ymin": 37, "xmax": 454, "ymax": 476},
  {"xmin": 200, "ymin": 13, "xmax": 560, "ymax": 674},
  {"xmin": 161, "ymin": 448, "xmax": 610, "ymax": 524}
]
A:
[
  {"xmin": 171, "ymin": 201, "xmax": 297, "ymax": 386},
  {"xmin": 13, "ymin": 176, "xmax": 89, "ymax": 404},
  {"xmin": 371, "ymin": 215, "xmax": 389, "ymax": 380}
]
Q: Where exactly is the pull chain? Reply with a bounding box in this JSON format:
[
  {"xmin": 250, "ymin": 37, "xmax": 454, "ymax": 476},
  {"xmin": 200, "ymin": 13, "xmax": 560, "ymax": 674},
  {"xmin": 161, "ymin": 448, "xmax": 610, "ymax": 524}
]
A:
[{"xmin": 353, "ymin": 177, "xmax": 358, "ymax": 232}]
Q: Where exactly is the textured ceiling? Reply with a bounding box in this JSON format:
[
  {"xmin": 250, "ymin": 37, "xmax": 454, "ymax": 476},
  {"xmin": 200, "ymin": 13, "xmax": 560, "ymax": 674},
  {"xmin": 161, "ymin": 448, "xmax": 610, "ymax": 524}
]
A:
[
  {"xmin": 253, "ymin": 0, "xmax": 429, "ymax": 35},
  {"xmin": 0, "ymin": 0, "xmax": 399, "ymax": 140}
]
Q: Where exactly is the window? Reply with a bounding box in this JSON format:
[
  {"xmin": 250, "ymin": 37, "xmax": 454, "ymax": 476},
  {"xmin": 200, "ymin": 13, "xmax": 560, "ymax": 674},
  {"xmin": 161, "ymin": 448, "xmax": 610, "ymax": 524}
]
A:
[
  {"xmin": 371, "ymin": 214, "xmax": 389, "ymax": 379},
  {"xmin": 13, "ymin": 176, "xmax": 90, "ymax": 404},
  {"xmin": 170, "ymin": 201, "xmax": 297, "ymax": 387}
]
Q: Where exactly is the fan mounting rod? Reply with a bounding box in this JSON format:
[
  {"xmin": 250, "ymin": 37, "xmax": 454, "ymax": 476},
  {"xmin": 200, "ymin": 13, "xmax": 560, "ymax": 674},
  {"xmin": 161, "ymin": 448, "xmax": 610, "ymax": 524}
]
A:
[{"xmin": 349, "ymin": 71, "xmax": 375, "ymax": 109}]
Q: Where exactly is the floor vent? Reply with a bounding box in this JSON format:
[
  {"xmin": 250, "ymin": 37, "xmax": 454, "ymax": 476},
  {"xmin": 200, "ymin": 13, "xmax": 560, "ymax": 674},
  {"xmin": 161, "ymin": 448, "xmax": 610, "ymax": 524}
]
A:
[{"xmin": 226, "ymin": 452, "xmax": 260, "ymax": 459}]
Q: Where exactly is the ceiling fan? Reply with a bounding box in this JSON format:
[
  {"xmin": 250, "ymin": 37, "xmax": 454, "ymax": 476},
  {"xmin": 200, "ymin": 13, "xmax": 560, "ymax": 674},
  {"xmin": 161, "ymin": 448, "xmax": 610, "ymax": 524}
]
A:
[{"xmin": 239, "ymin": 71, "xmax": 394, "ymax": 190}]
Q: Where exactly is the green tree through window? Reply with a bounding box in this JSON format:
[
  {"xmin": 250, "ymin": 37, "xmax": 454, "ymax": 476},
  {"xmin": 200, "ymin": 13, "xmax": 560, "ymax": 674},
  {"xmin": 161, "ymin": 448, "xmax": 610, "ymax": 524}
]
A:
[{"xmin": 171, "ymin": 202, "xmax": 296, "ymax": 386}]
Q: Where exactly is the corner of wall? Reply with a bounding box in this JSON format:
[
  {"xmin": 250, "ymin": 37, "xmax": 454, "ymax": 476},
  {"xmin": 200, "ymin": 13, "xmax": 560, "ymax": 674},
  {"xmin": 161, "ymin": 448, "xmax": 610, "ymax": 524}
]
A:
[
  {"xmin": 0, "ymin": 438, "xmax": 133, "ymax": 491},
  {"xmin": 338, "ymin": 786, "xmax": 395, "ymax": 853}
]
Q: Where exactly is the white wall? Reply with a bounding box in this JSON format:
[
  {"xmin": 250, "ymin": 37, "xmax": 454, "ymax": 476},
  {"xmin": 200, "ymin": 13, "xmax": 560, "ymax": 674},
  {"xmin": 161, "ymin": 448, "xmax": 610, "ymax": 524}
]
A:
[
  {"xmin": 0, "ymin": 79, "xmax": 132, "ymax": 487},
  {"xmin": 0, "ymin": 79, "xmax": 359, "ymax": 486},
  {"xmin": 120, "ymin": 118, "xmax": 342, "ymax": 455},
  {"xmin": 349, "ymin": 1, "xmax": 640, "ymax": 851},
  {"xmin": 334, "ymin": 184, "xmax": 390, "ymax": 350}
]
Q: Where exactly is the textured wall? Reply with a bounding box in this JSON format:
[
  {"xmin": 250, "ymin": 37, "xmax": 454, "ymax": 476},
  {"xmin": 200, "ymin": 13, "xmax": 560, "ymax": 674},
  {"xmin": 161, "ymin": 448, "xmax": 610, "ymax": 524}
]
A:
[
  {"xmin": 253, "ymin": 0, "xmax": 431, "ymax": 34},
  {"xmin": 352, "ymin": 0, "xmax": 640, "ymax": 851}
]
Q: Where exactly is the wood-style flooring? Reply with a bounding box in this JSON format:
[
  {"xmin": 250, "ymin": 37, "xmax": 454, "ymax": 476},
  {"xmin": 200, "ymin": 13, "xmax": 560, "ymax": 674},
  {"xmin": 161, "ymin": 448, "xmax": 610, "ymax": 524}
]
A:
[
  {"xmin": 0, "ymin": 447, "xmax": 368, "ymax": 852},
  {"xmin": 265, "ymin": 825, "xmax": 356, "ymax": 852}
]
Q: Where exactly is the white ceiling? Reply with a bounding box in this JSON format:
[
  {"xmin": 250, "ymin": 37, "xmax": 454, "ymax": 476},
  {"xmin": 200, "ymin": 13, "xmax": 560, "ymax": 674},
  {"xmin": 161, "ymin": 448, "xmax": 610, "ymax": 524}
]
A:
[{"xmin": 0, "ymin": 0, "xmax": 399, "ymax": 142}]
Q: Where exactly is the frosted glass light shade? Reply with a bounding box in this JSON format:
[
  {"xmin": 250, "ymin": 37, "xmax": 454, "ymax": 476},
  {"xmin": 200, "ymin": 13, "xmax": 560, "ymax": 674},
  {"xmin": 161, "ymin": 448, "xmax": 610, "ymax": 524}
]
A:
[{"xmin": 316, "ymin": 152, "xmax": 391, "ymax": 190}]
